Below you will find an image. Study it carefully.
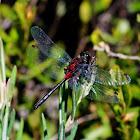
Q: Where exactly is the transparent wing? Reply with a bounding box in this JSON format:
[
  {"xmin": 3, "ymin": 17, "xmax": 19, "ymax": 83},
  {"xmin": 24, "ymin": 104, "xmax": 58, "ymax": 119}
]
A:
[
  {"xmin": 27, "ymin": 45, "xmax": 69, "ymax": 80},
  {"xmin": 86, "ymin": 83, "xmax": 119, "ymax": 103},
  {"xmin": 67, "ymin": 64, "xmax": 130, "ymax": 103},
  {"xmin": 31, "ymin": 26, "xmax": 71, "ymax": 63},
  {"xmin": 94, "ymin": 67, "xmax": 131, "ymax": 85},
  {"xmin": 68, "ymin": 73, "xmax": 120, "ymax": 103},
  {"xmin": 27, "ymin": 26, "xmax": 72, "ymax": 80},
  {"xmin": 81, "ymin": 64, "xmax": 131, "ymax": 86}
]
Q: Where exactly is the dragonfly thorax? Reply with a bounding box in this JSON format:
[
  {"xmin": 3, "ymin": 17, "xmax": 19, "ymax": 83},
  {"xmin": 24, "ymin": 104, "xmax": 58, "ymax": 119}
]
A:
[
  {"xmin": 64, "ymin": 58, "xmax": 81, "ymax": 79},
  {"xmin": 64, "ymin": 51, "xmax": 96, "ymax": 80}
]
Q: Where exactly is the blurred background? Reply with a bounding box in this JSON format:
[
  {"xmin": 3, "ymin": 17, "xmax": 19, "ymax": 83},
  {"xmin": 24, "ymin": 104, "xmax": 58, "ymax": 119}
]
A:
[{"xmin": 0, "ymin": 0, "xmax": 140, "ymax": 139}]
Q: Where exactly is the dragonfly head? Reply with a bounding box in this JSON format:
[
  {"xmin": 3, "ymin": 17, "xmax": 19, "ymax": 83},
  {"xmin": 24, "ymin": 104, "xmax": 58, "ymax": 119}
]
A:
[{"xmin": 80, "ymin": 51, "xmax": 91, "ymax": 64}]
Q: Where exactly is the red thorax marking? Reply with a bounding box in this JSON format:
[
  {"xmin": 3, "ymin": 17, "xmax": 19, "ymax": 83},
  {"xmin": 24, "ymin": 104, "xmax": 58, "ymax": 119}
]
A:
[{"xmin": 64, "ymin": 58, "xmax": 81, "ymax": 79}]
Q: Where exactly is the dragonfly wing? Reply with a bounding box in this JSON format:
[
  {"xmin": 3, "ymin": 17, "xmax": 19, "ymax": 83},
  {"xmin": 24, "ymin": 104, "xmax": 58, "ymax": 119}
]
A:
[
  {"xmin": 31, "ymin": 26, "xmax": 71, "ymax": 64},
  {"xmin": 80, "ymin": 64, "xmax": 131, "ymax": 86},
  {"xmin": 86, "ymin": 83, "xmax": 120, "ymax": 103},
  {"xmin": 27, "ymin": 26, "xmax": 72, "ymax": 80},
  {"xmin": 68, "ymin": 70, "xmax": 120, "ymax": 103},
  {"xmin": 94, "ymin": 67, "xmax": 131, "ymax": 85},
  {"xmin": 68, "ymin": 64, "xmax": 128, "ymax": 103},
  {"xmin": 27, "ymin": 45, "xmax": 69, "ymax": 80}
]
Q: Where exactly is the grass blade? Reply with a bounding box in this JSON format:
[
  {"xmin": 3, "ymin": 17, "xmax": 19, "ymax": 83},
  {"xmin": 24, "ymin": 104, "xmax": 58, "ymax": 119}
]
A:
[
  {"xmin": 41, "ymin": 113, "xmax": 49, "ymax": 140},
  {"xmin": 59, "ymin": 84, "xmax": 64, "ymax": 125},
  {"xmin": 59, "ymin": 82, "xmax": 68, "ymax": 125},
  {"xmin": 16, "ymin": 119, "xmax": 24, "ymax": 140},
  {"xmin": 132, "ymin": 128, "xmax": 140, "ymax": 140},
  {"xmin": 58, "ymin": 121, "xmax": 65, "ymax": 140},
  {"xmin": 2, "ymin": 107, "xmax": 9, "ymax": 140},
  {"xmin": 0, "ymin": 122, "xmax": 2, "ymax": 140},
  {"xmin": 0, "ymin": 37, "xmax": 6, "ymax": 83},
  {"xmin": 58, "ymin": 82, "xmax": 68, "ymax": 140},
  {"xmin": 7, "ymin": 109, "xmax": 15, "ymax": 137},
  {"xmin": 71, "ymin": 90, "xmax": 77, "ymax": 120}
]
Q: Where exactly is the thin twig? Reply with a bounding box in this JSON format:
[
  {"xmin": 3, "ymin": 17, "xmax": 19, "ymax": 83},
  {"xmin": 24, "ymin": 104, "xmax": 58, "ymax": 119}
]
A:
[{"xmin": 93, "ymin": 42, "xmax": 140, "ymax": 61}]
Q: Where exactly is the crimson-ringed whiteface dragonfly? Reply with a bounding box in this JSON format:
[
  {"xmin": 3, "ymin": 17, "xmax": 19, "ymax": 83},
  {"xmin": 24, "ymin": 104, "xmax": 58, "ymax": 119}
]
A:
[{"xmin": 27, "ymin": 26, "xmax": 131, "ymax": 110}]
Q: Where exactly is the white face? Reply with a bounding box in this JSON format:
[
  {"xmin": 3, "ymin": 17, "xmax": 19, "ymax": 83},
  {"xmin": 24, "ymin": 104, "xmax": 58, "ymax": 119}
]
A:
[{"xmin": 79, "ymin": 51, "xmax": 96, "ymax": 65}]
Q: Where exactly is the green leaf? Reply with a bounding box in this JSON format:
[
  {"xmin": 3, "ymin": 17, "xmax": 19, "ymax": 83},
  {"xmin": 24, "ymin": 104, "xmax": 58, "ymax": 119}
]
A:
[
  {"xmin": 28, "ymin": 109, "xmax": 41, "ymax": 129},
  {"xmin": 56, "ymin": 1, "xmax": 66, "ymax": 17},
  {"xmin": 9, "ymin": 28, "xmax": 19, "ymax": 43},
  {"xmin": 58, "ymin": 121, "xmax": 65, "ymax": 140},
  {"xmin": 131, "ymin": 128, "xmax": 140, "ymax": 140},
  {"xmin": 44, "ymin": 120, "xmax": 57, "ymax": 138},
  {"xmin": 41, "ymin": 113, "xmax": 49, "ymax": 140},
  {"xmin": 7, "ymin": 109, "xmax": 15, "ymax": 137},
  {"xmin": 131, "ymin": 85, "xmax": 140, "ymax": 101},
  {"xmin": 0, "ymin": 122, "xmax": 2, "ymax": 140},
  {"xmin": 91, "ymin": 29, "xmax": 102, "ymax": 45},
  {"xmin": 2, "ymin": 108, "xmax": 8, "ymax": 140},
  {"xmin": 10, "ymin": 66, "xmax": 17, "ymax": 87},
  {"xmin": 137, "ymin": 13, "xmax": 140, "ymax": 23},
  {"xmin": 71, "ymin": 87, "xmax": 84, "ymax": 120},
  {"xmin": 16, "ymin": 119, "xmax": 24, "ymax": 140},
  {"xmin": 0, "ymin": 27, "xmax": 11, "ymax": 43},
  {"xmin": 0, "ymin": 4, "xmax": 17, "ymax": 21},
  {"xmin": 67, "ymin": 121, "xmax": 78, "ymax": 140},
  {"xmin": 0, "ymin": 105, "xmax": 6, "ymax": 126},
  {"xmin": 79, "ymin": 0, "xmax": 92, "ymax": 23},
  {"xmin": 116, "ymin": 19, "xmax": 130, "ymax": 34},
  {"xmin": 122, "ymin": 83, "xmax": 132, "ymax": 108},
  {"xmin": 128, "ymin": 1, "xmax": 140, "ymax": 13},
  {"xmin": 22, "ymin": 133, "xmax": 33, "ymax": 140},
  {"xmin": 102, "ymin": 33, "xmax": 118, "ymax": 44},
  {"xmin": 93, "ymin": 0, "xmax": 112, "ymax": 13},
  {"xmin": 71, "ymin": 90, "xmax": 77, "ymax": 120},
  {"xmin": 0, "ymin": 37, "xmax": 6, "ymax": 83},
  {"xmin": 83, "ymin": 124, "xmax": 112, "ymax": 140},
  {"xmin": 126, "ymin": 107, "xmax": 139, "ymax": 121},
  {"xmin": 14, "ymin": 2, "xmax": 27, "ymax": 27},
  {"xmin": 7, "ymin": 66, "xmax": 17, "ymax": 102}
]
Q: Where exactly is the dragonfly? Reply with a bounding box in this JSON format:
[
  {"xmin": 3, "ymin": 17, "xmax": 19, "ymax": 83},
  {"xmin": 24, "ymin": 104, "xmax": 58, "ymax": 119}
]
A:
[{"xmin": 27, "ymin": 26, "xmax": 131, "ymax": 110}]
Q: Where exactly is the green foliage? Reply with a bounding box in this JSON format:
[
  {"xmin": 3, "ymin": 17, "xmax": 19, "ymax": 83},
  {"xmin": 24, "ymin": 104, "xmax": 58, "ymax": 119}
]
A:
[
  {"xmin": 41, "ymin": 113, "xmax": 49, "ymax": 140},
  {"xmin": 58, "ymin": 121, "xmax": 65, "ymax": 140},
  {"xmin": 0, "ymin": 38, "xmax": 24, "ymax": 139},
  {"xmin": 58, "ymin": 83, "xmax": 67, "ymax": 139},
  {"xmin": 128, "ymin": 1, "xmax": 140, "ymax": 13},
  {"xmin": 93, "ymin": 0, "xmax": 112, "ymax": 13},
  {"xmin": 79, "ymin": 0, "xmax": 92, "ymax": 23},
  {"xmin": 16, "ymin": 119, "xmax": 24, "ymax": 140},
  {"xmin": 67, "ymin": 121, "xmax": 78, "ymax": 140},
  {"xmin": 7, "ymin": 109, "xmax": 15, "ymax": 137},
  {"xmin": 0, "ymin": 0, "xmax": 139, "ymax": 139}
]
